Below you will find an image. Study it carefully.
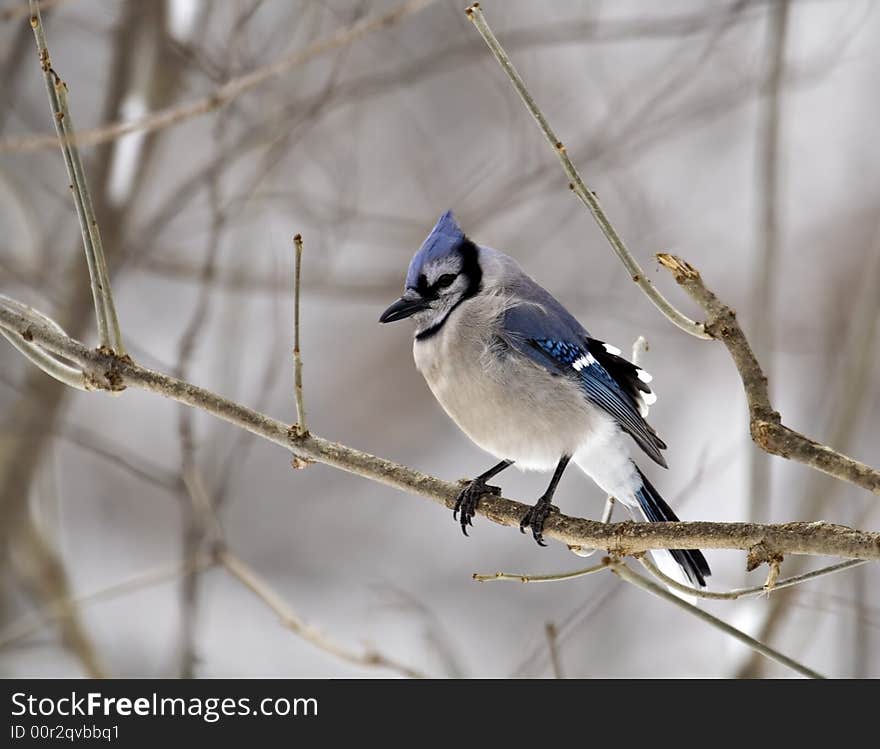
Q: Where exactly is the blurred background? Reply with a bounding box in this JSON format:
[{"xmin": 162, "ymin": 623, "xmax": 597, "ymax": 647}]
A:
[{"xmin": 1, "ymin": 0, "xmax": 878, "ymax": 678}]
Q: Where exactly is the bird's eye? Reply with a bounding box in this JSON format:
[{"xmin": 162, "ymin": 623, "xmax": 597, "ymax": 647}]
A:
[{"xmin": 436, "ymin": 273, "xmax": 457, "ymax": 288}]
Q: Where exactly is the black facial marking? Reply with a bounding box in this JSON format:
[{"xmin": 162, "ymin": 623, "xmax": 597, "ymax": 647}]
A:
[
  {"xmin": 457, "ymin": 237, "xmax": 482, "ymax": 299},
  {"xmin": 415, "ymin": 237, "xmax": 483, "ymax": 342},
  {"xmin": 416, "ymin": 273, "xmax": 431, "ymax": 298}
]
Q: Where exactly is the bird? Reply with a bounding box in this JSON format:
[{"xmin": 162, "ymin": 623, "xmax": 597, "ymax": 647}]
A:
[{"xmin": 379, "ymin": 210, "xmax": 710, "ymax": 588}]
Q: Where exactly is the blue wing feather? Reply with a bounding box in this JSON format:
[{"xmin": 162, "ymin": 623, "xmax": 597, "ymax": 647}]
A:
[{"xmin": 502, "ymin": 286, "xmax": 667, "ymax": 468}]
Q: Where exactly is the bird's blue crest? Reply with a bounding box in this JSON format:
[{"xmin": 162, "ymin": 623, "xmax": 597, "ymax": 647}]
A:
[{"xmin": 405, "ymin": 210, "xmax": 466, "ymax": 289}]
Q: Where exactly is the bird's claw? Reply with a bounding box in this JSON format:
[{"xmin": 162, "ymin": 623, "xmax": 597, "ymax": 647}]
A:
[
  {"xmin": 519, "ymin": 499, "xmax": 559, "ymax": 546},
  {"xmin": 453, "ymin": 478, "xmax": 501, "ymax": 536}
]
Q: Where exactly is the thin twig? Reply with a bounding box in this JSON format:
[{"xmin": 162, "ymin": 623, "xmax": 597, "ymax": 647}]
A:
[
  {"xmin": 3, "ymin": 0, "xmax": 437, "ymax": 154},
  {"xmin": 292, "ymin": 234, "xmax": 307, "ymax": 436},
  {"xmin": 0, "ymin": 2, "xmax": 153, "ymax": 682},
  {"xmin": 28, "ymin": 1, "xmax": 125, "ymax": 354},
  {"xmin": 740, "ymin": 221, "xmax": 880, "ymax": 675},
  {"xmin": 608, "ymin": 560, "xmax": 825, "ymax": 679},
  {"xmin": 599, "ymin": 498, "xmax": 615, "ymax": 525},
  {"xmin": 630, "ymin": 335, "xmax": 648, "ymax": 367},
  {"xmin": 171, "ymin": 125, "xmax": 229, "ymax": 677},
  {"xmin": 9, "ymin": 520, "xmax": 106, "ymax": 677},
  {"xmin": 0, "ymin": 556, "xmax": 213, "ymax": 651},
  {"xmin": 473, "ymin": 562, "xmax": 606, "ymax": 584},
  {"xmin": 218, "ymin": 549, "xmax": 425, "ymax": 678},
  {"xmin": 465, "ymin": 3, "xmax": 709, "ymax": 340},
  {"xmin": 545, "ymin": 622, "xmax": 563, "ymax": 679},
  {"xmin": 1, "ymin": 0, "xmax": 70, "ymax": 23},
  {"xmin": 0, "ymin": 296, "xmax": 87, "ymax": 390},
  {"xmin": 2, "ymin": 304, "xmax": 880, "ymax": 561},
  {"xmin": 656, "ymin": 253, "xmax": 880, "ymax": 496},
  {"xmin": 763, "ymin": 558, "xmax": 782, "ymax": 592},
  {"xmin": 638, "ymin": 555, "xmax": 867, "ymax": 601},
  {"xmin": 475, "ymin": 554, "xmax": 867, "ymax": 600},
  {"xmin": 748, "ymin": 0, "xmax": 790, "ymax": 525},
  {"xmin": 476, "ymin": 555, "xmax": 828, "ymax": 677}
]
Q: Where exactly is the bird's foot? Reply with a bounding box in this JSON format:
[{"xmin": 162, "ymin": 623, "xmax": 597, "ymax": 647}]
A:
[
  {"xmin": 519, "ymin": 498, "xmax": 559, "ymax": 547},
  {"xmin": 453, "ymin": 477, "xmax": 502, "ymax": 536}
]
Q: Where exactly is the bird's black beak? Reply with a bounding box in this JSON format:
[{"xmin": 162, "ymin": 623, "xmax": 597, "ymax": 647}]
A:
[{"xmin": 379, "ymin": 294, "xmax": 429, "ymax": 323}]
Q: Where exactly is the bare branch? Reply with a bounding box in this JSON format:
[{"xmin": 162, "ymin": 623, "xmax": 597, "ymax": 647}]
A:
[
  {"xmin": 2, "ymin": 303, "xmax": 879, "ymax": 563},
  {"xmin": 0, "ymin": 295, "xmax": 87, "ymax": 390},
  {"xmin": 473, "ymin": 562, "xmax": 606, "ymax": 584},
  {"xmin": 1, "ymin": 0, "xmax": 70, "ymax": 24},
  {"xmin": 656, "ymin": 253, "xmax": 880, "ymax": 496},
  {"xmin": 9, "ymin": 521, "xmax": 106, "ymax": 676},
  {"xmin": 545, "ymin": 622, "xmax": 563, "ymax": 679},
  {"xmin": 292, "ymin": 234, "xmax": 307, "ymax": 436},
  {"xmin": 748, "ymin": 0, "xmax": 790, "ymax": 524},
  {"xmin": 218, "ymin": 549, "xmax": 425, "ymax": 678},
  {"xmin": 0, "ymin": 556, "xmax": 212, "ymax": 651},
  {"xmin": 28, "ymin": 1, "xmax": 125, "ymax": 354},
  {"xmin": 476, "ymin": 553, "xmax": 868, "ymax": 602},
  {"xmin": 477, "ymin": 555, "xmax": 826, "ymax": 678},
  {"xmin": 465, "ymin": 4, "xmax": 710, "ymax": 340},
  {"xmin": 608, "ymin": 559, "xmax": 825, "ymax": 679},
  {"xmin": 2, "ymin": 0, "xmax": 437, "ymax": 154},
  {"xmin": 763, "ymin": 558, "xmax": 782, "ymax": 593},
  {"xmin": 638, "ymin": 555, "xmax": 868, "ymax": 601}
]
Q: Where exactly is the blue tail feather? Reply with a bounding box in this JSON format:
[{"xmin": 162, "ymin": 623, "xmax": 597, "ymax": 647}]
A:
[{"xmin": 634, "ymin": 467, "xmax": 711, "ymax": 588}]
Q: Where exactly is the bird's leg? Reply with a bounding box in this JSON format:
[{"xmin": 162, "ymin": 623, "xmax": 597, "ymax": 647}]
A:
[
  {"xmin": 454, "ymin": 459, "xmax": 514, "ymax": 536},
  {"xmin": 520, "ymin": 455, "xmax": 571, "ymax": 546}
]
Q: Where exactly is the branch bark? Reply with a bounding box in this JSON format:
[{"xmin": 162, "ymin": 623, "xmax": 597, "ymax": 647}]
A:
[
  {"xmin": 465, "ymin": 3, "xmax": 710, "ymax": 340},
  {"xmin": 2, "ymin": 303, "xmax": 879, "ymax": 563},
  {"xmin": 656, "ymin": 253, "xmax": 880, "ymax": 496}
]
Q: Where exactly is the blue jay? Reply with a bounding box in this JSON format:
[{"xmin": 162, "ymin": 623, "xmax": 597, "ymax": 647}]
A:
[{"xmin": 380, "ymin": 211, "xmax": 710, "ymax": 587}]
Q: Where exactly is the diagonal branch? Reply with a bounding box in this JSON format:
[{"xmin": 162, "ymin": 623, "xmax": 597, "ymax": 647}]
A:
[
  {"xmin": 607, "ymin": 559, "xmax": 824, "ymax": 679},
  {"xmin": 465, "ymin": 3, "xmax": 710, "ymax": 340},
  {"xmin": 477, "ymin": 556, "xmax": 829, "ymax": 678},
  {"xmin": 2, "ymin": 303, "xmax": 879, "ymax": 562},
  {"xmin": 656, "ymin": 253, "xmax": 880, "ymax": 496},
  {"xmin": 28, "ymin": 1, "xmax": 124, "ymax": 354},
  {"xmin": 3, "ymin": 0, "xmax": 437, "ymax": 154},
  {"xmin": 219, "ymin": 549, "xmax": 425, "ymax": 678}
]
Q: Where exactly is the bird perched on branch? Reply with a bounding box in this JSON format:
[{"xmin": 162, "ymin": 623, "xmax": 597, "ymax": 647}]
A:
[{"xmin": 380, "ymin": 211, "xmax": 710, "ymax": 588}]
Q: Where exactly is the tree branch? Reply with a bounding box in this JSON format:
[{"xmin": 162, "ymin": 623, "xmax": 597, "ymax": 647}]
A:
[
  {"xmin": 656, "ymin": 253, "xmax": 880, "ymax": 496},
  {"xmin": 2, "ymin": 0, "xmax": 437, "ymax": 154},
  {"xmin": 218, "ymin": 549, "xmax": 425, "ymax": 678},
  {"xmin": 465, "ymin": 3, "xmax": 710, "ymax": 340},
  {"xmin": 0, "ymin": 295, "xmax": 87, "ymax": 390},
  {"xmin": 607, "ymin": 559, "xmax": 825, "ymax": 679},
  {"xmin": 292, "ymin": 234, "xmax": 307, "ymax": 437},
  {"xmin": 638, "ymin": 555, "xmax": 867, "ymax": 601},
  {"xmin": 2, "ymin": 303, "xmax": 879, "ymax": 563},
  {"xmin": 28, "ymin": 1, "xmax": 125, "ymax": 353}
]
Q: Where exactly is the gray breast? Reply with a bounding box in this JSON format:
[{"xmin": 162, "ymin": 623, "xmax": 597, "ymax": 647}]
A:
[{"xmin": 413, "ymin": 294, "xmax": 601, "ymax": 471}]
